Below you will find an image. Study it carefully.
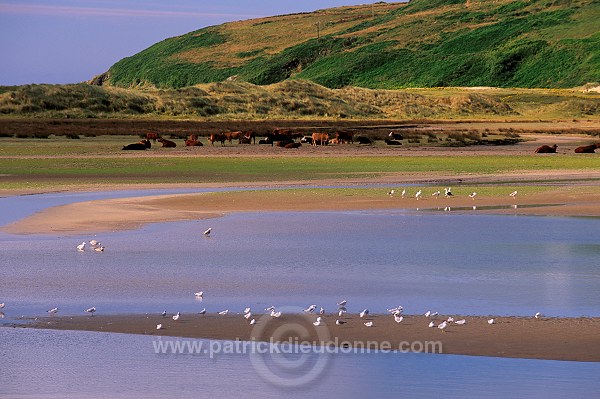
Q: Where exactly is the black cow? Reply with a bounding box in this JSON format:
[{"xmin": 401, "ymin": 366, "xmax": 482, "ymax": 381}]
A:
[{"xmin": 122, "ymin": 139, "xmax": 151, "ymax": 150}]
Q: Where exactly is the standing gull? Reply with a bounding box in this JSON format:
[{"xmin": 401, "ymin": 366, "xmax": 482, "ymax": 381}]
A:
[
  {"xmin": 203, "ymin": 228, "xmax": 212, "ymax": 236},
  {"xmin": 77, "ymin": 242, "xmax": 86, "ymax": 252},
  {"xmin": 47, "ymin": 307, "xmax": 58, "ymax": 315},
  {"xmin": 85, "ymin": 307, "xmax": 96, "ymax": 316},
  {"xmin": 173, "ymin": 312, "xmax": 181, "ymax": 321},
  {"xmin": 359, "ymin": 309, "xmax": 369, "ymax": 318}
]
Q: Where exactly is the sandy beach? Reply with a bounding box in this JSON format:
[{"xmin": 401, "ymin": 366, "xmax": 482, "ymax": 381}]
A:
[
  {"xmin": 19, "ymin": 313, "xmax": 600, "ymax": 362},
  {"xmin": 3, "ymin": 170, "xmax": 600, "ymax": 235}
]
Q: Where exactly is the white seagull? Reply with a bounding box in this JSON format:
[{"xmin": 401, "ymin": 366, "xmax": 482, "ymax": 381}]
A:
[
  {"xmin": 415, "ymin": 190, "xmax": 422, "ymax": 200},
  {"xmin": 244, "ymin": 312, "xmax": 252, "ymax": 319},
  {"xmin": 161, "ymin": 310, "xmax": 167, "ymax": 318},
  {"xmin": 338, "ymin": 309, "xmax": 346, "ymax": 317},
  {"xmin": 93, "ymin": 246, "xmax": 105, "ymax": 252},
  {"xmin": 428, "ymin": 321, "xmax": 435, "ymax": 328},
  {"xmin": 444, "ymin": 187, "xmax": 453, "ymax": 197},
  {"xmin": 337, "ymin": 300, "xmax": 347, "ymax": 307},
  {"xmin": 469, "ymin": 192, "xmax": 477, "ymax": 199},
  {"xmin": 156, "ymin": 324, "xmax": 163, "ymax": 330},
  {"xmin": 77, "ymin": 242, "xmax": 86, "ymax": 251},
  {"xmin": 401, "ymin": 188, "xmax": 407, "ymax": 198},
  {"xmin": 173, "ymin": 312, "xmax": 181, "ymax": 321},
  {"xmin": 359, "ymin": 309, "xmax": 369, "ymax": 318},
  {"xmin": 203, "ymin": 228, "xmax": 212, "ymax": 236},
  {"xmin": 265, "ymin": 306, "xmax": 276, "ymax": 312},
  {"xmin": 85, "ymin": 307, "xmax": 96, "ymax": 316},
  {"xmin": 488, "ymin": 318, "xmax": 495, "ymax": 324},
  {"xmin": 89, "ymin": 239, "xmax": 99, "ymax": 246},
  {"xmin": 394, "ymin": 315, "xmax": 404, "ymax": 323},
  {"xmin": 336, "ymin": 320, "xmax": 347, "ymax": 325},
  {"xmin": 250, "ymin": 319, "xmax": 256, "ymax": 325},
  {"xmin": 270, "ymin": 310, "xmax": 282, "ymax": 318},
  {"xmin": 243, "ymin": 307, "xmax": 251, "ymax": 314},
  {"xmin": 194, "ymin": 291, "xmax": 204, "ymax": 298},
  {"xmin": 438, "ymin": 321, "xmax": 448, "ymax": 332},
  {"xmin": 509, "ymin": 191, "xmax": 518, "ymax": 198},
  {"xmin": 388, "ymin": 189, "xmax": 395, "ymax": 197},
  {"xmin": 534, "ymin": 312, "xmax": 542, "ymax": 319},
  {"xmin": 319, "ymin": 307, "xmax": 325, "ymax": 315},
  {"xmin": 454, "ymin": 319, "xmax": 466, "ymax": 325},
  {"xmin": 304, "ymin": 304, "xmax": 317, "ymax": 313},
  {"xmin": 432, "ymin": 190, "xmax": 441, "ymax": 198},
  {"xmin": 364, "ymin": 321, "xmax": 373, "ymax": 327},
  {"xmin": 198, "ymin": 308, "xmax": 206, "ymax": 315},
  {"xmin": 424, "ymin": 310, "xmax": 432, "ymax": 318},
  {"xmin": 47, "ymin": 307, "xmax": 58, "ymax": 314},
  {"xmin": 218, "ymin": 310, "xmax": 229, "ymax": 315},
  {"xmin": 0, "ymin": 303, "xmax": 5, "ymax": 309},
  {"xmin": 313, "ymin": 317, "xmax": 322, "ymax": 326},
  {"xmin": 447, "ymin": 317, "xmax": 454, "ymax": 322}
]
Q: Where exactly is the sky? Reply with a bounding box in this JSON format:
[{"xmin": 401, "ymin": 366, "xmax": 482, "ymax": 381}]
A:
[{"xmin": 0, "ymin": 1, "xmax": 372, "ymax": 86}]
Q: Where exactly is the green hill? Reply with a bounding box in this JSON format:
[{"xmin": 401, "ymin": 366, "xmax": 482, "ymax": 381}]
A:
[{"xmin": 99, "ymin": 0, "xmax": 600, "ymax": 89}]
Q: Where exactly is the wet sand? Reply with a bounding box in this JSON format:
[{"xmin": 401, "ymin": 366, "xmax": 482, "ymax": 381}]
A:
[
  {"xmin": 3, "ymin": 176, "xmax": 600, "ymax": 235},
  {"xmin": 20, "ymin": 313, "xmax": 600, "ymax": 362}
]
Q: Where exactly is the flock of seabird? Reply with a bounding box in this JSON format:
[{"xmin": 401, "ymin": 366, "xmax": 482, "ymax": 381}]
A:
[
  {"xmin": 76, "ymin": 239, "xmax": 105, "ymax": 252},
  {"xmin": 387, "ymin": 187, "xmax": 519, "ymax": 202}
]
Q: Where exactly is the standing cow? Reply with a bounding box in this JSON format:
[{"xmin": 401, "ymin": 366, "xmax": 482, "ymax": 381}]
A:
[{"xmin": 311, "ymin": 132, "xmax": 329, "ymax": 146}]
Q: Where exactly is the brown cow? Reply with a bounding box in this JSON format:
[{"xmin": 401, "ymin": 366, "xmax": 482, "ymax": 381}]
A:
[
  {"xmin": 242, "ymin": 130, "xmax": 256, "ymax": 144},
  {"xmin": 146, "ymin": 132, "xmax": 159, "ymax": 142},
  {"xmin": 185, "ymin": 139, "xmax": 203, "ymax": 147},
  {"xmin": 336, "ymin": 131, "xmax": 354, "ymax": 144},
  {"xmin": 574, "ymin": 143, "xmax": 600, "ymax": 153},
  {"xmin": 225, "ymin": 131, "xmax": 242, "ymax": 144},
  {"xmin": 209, "ymin": 133, "xmax": 227, "ymax": 146},
  {"xmin": 535, "ymin": 144, "xmax": 557, "ymax": 153},
  {"xmin": 312, "ymin": 132, "xmax": 329, "ymax": 146},
  {"xmin": 157, "ymin": 138, "xmax": 177, "ymax": 148},
  {"xmin": 284, "ymin": 142, "xmax": 302, "ymax": 149}
]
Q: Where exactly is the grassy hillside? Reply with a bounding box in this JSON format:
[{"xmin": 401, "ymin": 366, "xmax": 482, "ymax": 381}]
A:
[
  {"xmin": 2, "ymin": 80, "xmax": 599, "ymax": 120},
  {"xmin": 102, "ymin": 0, "xmax": 600, "ymax": 89}
]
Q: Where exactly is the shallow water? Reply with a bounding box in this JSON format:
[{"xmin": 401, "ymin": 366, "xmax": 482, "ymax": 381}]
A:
[
  {"xmin": 2, "ymin": 328, "xmax": 599, "ymax": 399},
  {"xmin": 1, "ymin": 209, "xmax": 599, "ymax": 317},
  {"xmin": 1, "ymin": 191, "xmax": 599, "ymax": 398}
]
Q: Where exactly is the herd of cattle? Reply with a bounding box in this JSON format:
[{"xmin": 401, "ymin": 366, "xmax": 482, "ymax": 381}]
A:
[
  {"xmin": 122, "ymin": 129, "xmax": 600, "ymax": 154},
  {"xmin": 122, "ymin": 129, "xmax": 392, "ymax": 150}
]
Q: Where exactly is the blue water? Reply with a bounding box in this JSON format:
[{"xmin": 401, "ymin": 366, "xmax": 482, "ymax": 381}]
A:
[
  {"xmin": 1, "ymin": 190, "xmax": 599, "ymax": 398},
  {"xmin": 1, "ymin": 328, "xmax": 599, "ymax": 399}
]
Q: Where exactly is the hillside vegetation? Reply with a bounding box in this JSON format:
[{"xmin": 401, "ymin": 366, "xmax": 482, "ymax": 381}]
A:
[
  {"xmin": 1, "ymin": 80, "xmax": 599, "ymax": 120},
  {"xmin": 99, "ymin": 0, "xmax": 600, "ymax": 89}
]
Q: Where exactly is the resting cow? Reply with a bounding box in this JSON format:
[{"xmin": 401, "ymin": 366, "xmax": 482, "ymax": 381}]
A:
[
  {"xmin": 122, "ymin": 139, "xmax": 151, "ymax": 150},
  {"xmin": 574, "ymin": 143, "xmax": 600, "ymax": 153},
  {"xmin": 185, "ymin": 139, "xmax": 203, "ymax": 147},
  {"xmin": 389, "ymin": 132, "xmax": 404, "ymax": 141},
  {"xmin": 356, "ymin": 136, "xmax": 373, "ymax": 145},
  {"xmin": 535, "ymin": 144, "xmax": 557, "ymax": 153},
  {"xmin": 385, "ymin": 139, "xmax": 402, "ymax": 146},
  {"xmin": 284, "ymin": 142, "xmax": 302, "ymax": 149},
  {"xmin": 157, "ymin": 138, "xmax": 177, "ymax": 148}
]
